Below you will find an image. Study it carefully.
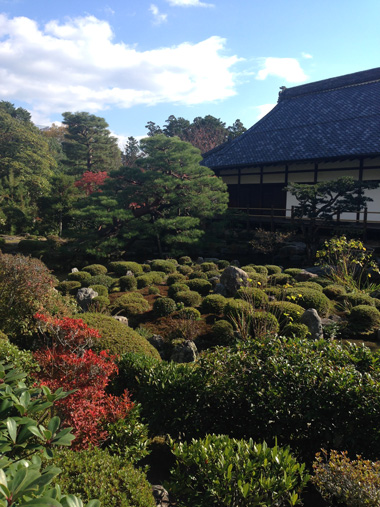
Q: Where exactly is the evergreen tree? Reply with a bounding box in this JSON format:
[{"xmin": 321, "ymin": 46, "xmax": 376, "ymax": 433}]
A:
[
  {"xmin": 75, "ymin": 135, "xmax": 228, "ymax": 257},
  {"xmin": 62, "ymin": 112, "xmax": 121, "ymax": 176}
]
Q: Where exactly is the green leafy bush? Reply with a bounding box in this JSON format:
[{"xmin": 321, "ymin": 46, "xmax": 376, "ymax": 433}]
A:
[
  {"xmin": 223, "ymin": 299, "xmax": 252, "ymax": 322},
  {"xmin": 82, "ymin": 264, "xmax": 108, "ymax": 276},
  {"xmin": 185, "ymin": 278, "xmax": 212, "ymax": 296},
  {"xmin": 108, "ymin": 261, "xmax": 143, "ymax": 276},
  {"xmin": 217, "ymin": 260, "xmax": 230, "ymax": 269},
  {"xmin": 166, "ymin": 273, "xmax": 186, "ymax": 285},
  {"xmin": 176, "ymin": 307, "xmax": 201, "ymax": 320},
  {"xmin": 234, "ymin": 287, "xmax": 269, "ymax": 308},
  {"xmin": 343, "ymin": 292, "xmax": 376, "ymax": 307},
  {"xmin": 178, "ymin": 256, "xmax": 192, "ymax": 265},
  {"xmin": 268, "ymin": 273, "xmax": 293, "ymax": 286},
  {"xmin": 174, "ymin": 290, "xmax": 202, "ymax": 307},
  {"xmin": 88, "ymin": 284, "xmax": 108, "ymax": 297},
  {"xmin": 0, "ymin": 336, "xmax": 40, "ymax": 380},
  {"xmin": 211, "ymin": 320, "xmax": 235, "ymax": 345},
  {"xmin": 89, "ymin": 274, "xmax": 116, "ymax": 289},
  {"xmin": 177, "ymin": 265, "xmax": 193, "ymax": 276},
  {"xmin": 285, "ymin": 287, "xmax": 331, "ymax": 316},
  {"xmin": 58, "ymin": 280, "xmax": 81, "ymax": 295},
  {"xmin": 148, "ymin": 286, "xmax": 160, "ymax": 295},
  {"xmin": 67, "ymin": 271, "xmax": 92, "ymax": 285},
  {"xmin": 153, "ymin": 297, "xmax": 177, "ymax": 317},
  {"xmin": 201, "ymin": 294, "xmax": 228, "ymax": 315},
  {"xmin": 90, "ymin": 295, "xmax": 111, "ymax": 310},
  {"xmin": 284, "ymin": 268, "xmax": 302, "ymax": 277},
  {"xmin": 79, "ymin": 313, "xmax": 161, "ymax": 359},
  {"xmin": 150, "ymin": 259, "xmax": 176, "ymax": 274},
  {"xmin": 347, "ymin": 304, "xmax": 380, "ymax": 335},
  {"xmin": 168, "ymin": 282, "xmax": 190, "ymax": 299},
  {"xmin": 136, "ymin": 271, "xmax": 166, "ymax": 288},
  {"xmin": 119, "ymin": 275, "xmax": 138, "ymax": 291},
  {"xmin": 200, "ymin": 262, "xmax": 218, "ymax": 272},
  {"xmin": 313, "ymin": 450, "xmax": 380, "ymax": 506},
  {"xmin": 53, "ymin": 447, "xmax": 155, "ymax": 507},
  {"xmin": 206, "ymin": 270, "xmax": 220, "ymax": 279},
  {"xmin": 323, "ymin": 284, "xmax": 347, "ymax": 300},
  {"xmin": 188, "ymin": 271, "xmax": 208, "ymax": 280},
  {"xmin": 264, "ymin": 264, "xmax": 282, "ymax": 275},
  {"xmin": 268, "ymin": 301, "xmax": 304, "ymax": 328},
  {"xmin": 167, "ymin": 435, "xmax": 309, "ymax": 507},
  {"xmin": 111, "ymin": 292, "xmax": 151, "ymax": 317},
  {"xmin": 252, "ymin": 265, "xmax": 268, "ymax": 275},
  {"xmin": 294, "ymin": 281, "xmax": 323, "ymax": 292},
  {"xmin": 240, "ymin": 265, "xmax": 257, "ymax": 273},
  {"xmin": 282, "ymin": 323, "xmax": 310, "ymax": 339},
  {"xmin": 250, "ymin": 311, "xmax": 280, "ymax": 338}
]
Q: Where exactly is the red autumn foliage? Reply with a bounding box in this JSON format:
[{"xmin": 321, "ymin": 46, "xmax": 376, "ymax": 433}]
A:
[
  {"xmin": 33, "ymin": 313, "xmax": 133, "ymax": 449},
  {"xmin": 74, "ymin": 171, "xmax": 109, "ymax": 195}
]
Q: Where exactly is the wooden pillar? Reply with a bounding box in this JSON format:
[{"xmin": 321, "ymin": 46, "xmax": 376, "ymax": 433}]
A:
[
  {"xmin": 357, "ymin": 158, "xmax": 364, "ymax": 222},
  {"xmin": 314, "ymin": 162, "xmax": 318, "ymax": 184},
  {"xmin": 237, "ymin": 167, "xmax": 241, "ymax": 207},
  {"xmin": 259, "ymin": 166, "xmax": 263, "ymax": 213}
]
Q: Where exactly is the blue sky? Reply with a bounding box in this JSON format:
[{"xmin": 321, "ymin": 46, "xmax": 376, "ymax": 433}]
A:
[{"xmin": 0, "ymin": 0, "xmax": 379, "ymax": 146}]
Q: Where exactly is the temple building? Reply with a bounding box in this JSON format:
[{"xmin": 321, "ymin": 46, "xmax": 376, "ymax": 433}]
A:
[{"xmin": 202, "ymin": 67, "xmax": 380, "ymax": 222}]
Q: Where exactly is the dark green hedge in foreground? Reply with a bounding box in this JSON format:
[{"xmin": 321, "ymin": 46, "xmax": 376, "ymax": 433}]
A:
[{"xmin": 114, "ymin": 337, "xmax": 380, "ymax": 462}]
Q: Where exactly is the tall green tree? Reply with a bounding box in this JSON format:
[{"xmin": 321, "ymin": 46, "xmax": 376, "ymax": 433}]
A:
[
  {"xmin": 62, "ymin": 112, "xmax": 121, "ymax": 176},
  {"xmin": 0, "ymin": 105, "xmax": 57, "ymax": 233},
  {"xmin": 75, "ymin": 135, "xmax": 228, "ymax": 257}
]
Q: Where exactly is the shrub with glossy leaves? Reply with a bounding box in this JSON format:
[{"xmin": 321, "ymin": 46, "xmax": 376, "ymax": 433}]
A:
[
  {"xmin": 168, "ymin": 435, "xmax": 309, "ymax": 507},
  {"xmin": 53, "ymin": 447, "xmax": 155, "ymax": 507}
]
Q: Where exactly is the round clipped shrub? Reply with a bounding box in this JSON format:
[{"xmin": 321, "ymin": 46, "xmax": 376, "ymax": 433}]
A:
[
  {"xmin": 348, "ymin": 305, "xmax": 380, "ymax": 335},
  {"xmin": 247, "ymin": 273, "xmax": 267, "ymax": 286},
  {"xmin": 200, "ymin": 262, "xmax": 218, "ymax": 272},
  {"xmin": 142, "ymin": 263, "xmax": 151, "ymax": 272},
  {"xmin": 217, "ymin": 260, "xmax": 230, "ymax": 269},
  {"xmin": 88, "ymin": 284, "xmax": 108, "ymax": 297},
  {"xmin": 285, "ymin": 287, "xmax": 331, "ymax": 317},
  {"xmin": 265, "ymin": 264, "xmax": 282, "ymax": 275},
  {"xmin": 268, "ymin": 300, "xmax": 304, "ymax": 328},
  {"xmin": 136, "ymin": 271, "xmax": 166, "ymax": 288},
  {"xmin": 150, "ymin": 259, "xmax": 177, "ymax": 274},
  {"xmin": 176, "ymin": 307, "xmax": 201, "ymax": 320},
  {"xmin": 284, "ymin": 268, "xmax": 302, "ymax": 277},
  {"xmin": 67, "ymin": 271, "xmax": 92, "ymax": 285},
  {"xmin": 323, "ymin": 284, "xmax": 347, "ymax": 300},
  {"xmin": 312, "ymin": 277, "xmax": 333, "ymax": 288},
  {"xmin": 148, "ymin": 286, "xmax": 160, "ymax": 295},
  {"xmin": 168, "ymin": 283, "xmax": 190, "ymax": 299},
  {"xmin": 282, "ymin": 322, "xmax": 310, "ymax": 339},
  {"xmin": 108, "ymin": 261, "xmax": 143, "ymax": 276},
  {"xmin": 201, "ymin": 294, "xmax": 228, "ymax": 315},
  {"xmin": 112, "ymin": 292, "xmax": 151, "ymax": 316},
  {"xmin": 82, "ymin": 264, "xmax": 108, "ymax": 276},
  {"xmin": 89, "ymin": 274, "xmax": 116, "ymax": 289},
  {"xmin": 174, "ymin": 290, "xmax": 202, "ymax": 307},
  {"xmin": 211, "ymin": 319, "xmax": 235, "ymax": 345},
  {"xmin": 223, "ymin": 299, "xmax": 252, "ymax": 322},
  {"xmin": 343, "ymin": 292, "xmax": 376, "ymax": 308},
  {"xmin": 252, "ymin": 265, "xmax": 268, "ymax": 276},
  {"xmin": 189, "ymin": 271, "xmax": 208, "ymax": 280},
  {"xmin": 153, "ymin": 297, "xmax": 177, "ymax": 317},
  {"xmin": 250, "ymin": 311, "xmax": 280, "ymax": 337},
  {"xmin": 240, "ymin": 265, "xmax": 257, "ymax": 273},
  {"xmin": 234, "ymin": 287, "xmax": 269, "ymax": 308},
  {"xmin": 53, "ymin": 447, "xmax": 156, "ymax": 507},
  {"xmin": 58, "ymin": 280, "xmax": 81, "ymax": 295},
  {"xmin": 185, "ymin": 278, "xmax": 212, "ymax": 296},
  {"xmin": 294, "ymin": 281, "xmax": 323, "ymax": 292},
  {"xmin": 177, "ymin": 265, "xmax": 193, "ymax": 276},
  {"xmin": 178, "ymin": 256, "xmax": 192, "ymax": 265},
  {"xmin": 264, "ymin": 286, "xmax": 283, "ymax": 299},
  {"xmin": 268, "ymin": 273, "xmax": 293, "ymax": 286},
  {"xmin": 90, "ymin": 295, "xmax": 111, "ymax": 310},
  {"xmin": 119, "ymin": 275, "xmax": 138, "ymax": 292},
  {"xmin": 167, "ymin": 273, "xmax": 186, "ymax": 285},
  {"xmin": 79, "ymin": 313, "xmax": 160, "ymax": 359},
  {"xmin": 206, "ymin": 270, "xmax": 220, "ymax": 280}
]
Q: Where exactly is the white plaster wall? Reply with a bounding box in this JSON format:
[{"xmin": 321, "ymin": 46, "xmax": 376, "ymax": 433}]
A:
[
  {"xmin": 288, "ymin": 171, "xmax": 315, "ymax": 183},
  {"xmin": 241, "ymin": 174, "xmax": 260, "ymax": 184}
]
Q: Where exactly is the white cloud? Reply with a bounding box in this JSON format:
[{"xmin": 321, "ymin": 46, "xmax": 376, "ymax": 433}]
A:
[
  {"xmin": 301, "ymin": 52, "xmax": 313, "ymax": 59},
  {"xmin": 256, "ymin": 103, "xmax": 276, "ymax": 120},
  {"xmin": 149, "ymin": 4, "xmax": 168, "ymax": 24},
  {"xmin": 0, "ymin": 14, "xmax": 241, "ymax": 121},
  {"xmin": 166, "ymin": 0, "xmax": 214, "ymax": 6},
  {"xmin": 256, "ymin": 57, "xmax": 308, "ymax": 83}
]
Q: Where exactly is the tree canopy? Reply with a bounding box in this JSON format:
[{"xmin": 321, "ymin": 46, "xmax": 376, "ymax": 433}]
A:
[{"xmin": 75, "ymin": 135, "xmax": 228, "ymax": 256}]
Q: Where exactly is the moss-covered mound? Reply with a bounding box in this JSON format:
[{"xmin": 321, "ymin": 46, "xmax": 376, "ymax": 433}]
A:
[{"xmin": 78, "ymin": 313, "xmax": 161, "ymax": 359}]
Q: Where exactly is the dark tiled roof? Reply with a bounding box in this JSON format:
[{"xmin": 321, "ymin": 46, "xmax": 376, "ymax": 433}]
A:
[{"xmin": 203, "ymin": 67, "xmax": 380, "ymax": 169}]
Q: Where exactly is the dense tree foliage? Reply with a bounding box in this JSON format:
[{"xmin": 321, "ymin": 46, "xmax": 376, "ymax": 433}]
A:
[
  {"xmin": 75, "ymin": 135, "xmax": 228, "ymax": 256},
  {"xmin": 62, "ymin": 112, "xmax": 121, "ymax": 176}
]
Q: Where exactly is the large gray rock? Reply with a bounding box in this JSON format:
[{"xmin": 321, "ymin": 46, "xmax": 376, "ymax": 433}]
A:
[
  {"xmin": 220, "ymin": 266, "xmax": 249, "ymax": 296},
  {"xmin": 294, "ymin": 269, "xmax": 319, "ymax": 282},
  {"xmin": 150, "ymin": 334, "xmax": 166, "ymax": 359},
  {"xmin": 76, "ymin": 287, "xmax": 98, "ymax": 311},
  {"xmin": 171, "ymin": 340, "xmax": 198, "ymax": 363},
  {"xmin": 301, "ymin": 308, "xmax": 323, "ymax": 340},
  {"xmin": 214, "ymin": 283, "xmax": 228, "ymax": 296}
]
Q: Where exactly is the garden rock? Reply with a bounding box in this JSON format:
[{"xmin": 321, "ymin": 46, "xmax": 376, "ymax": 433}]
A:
[
  {"xmin": 150, "ymin": 334, "xmax": 166, "ymax": 359},
  {"xmin": 171, "ymin": 340, "xmax": 198, "ymax": 363},
  {"xmin": 71, "ymin": 267, "xmax": 79, "ymax": 273},
  {"xmin": 220, "ymin": 266, "xmax": 249, "ymax": 296},
  {"xmin": 294, "ymin": 269, "xmax": 319, "ymax": 282},
  {"xmin": 214, "ymin": 283, "xmax": 228, "ymax": 296},
  {"xmin": 76, "ymin": 288, "xmax": 98, "ymax": 311},
  {"xmin": 151, "ymin": 485, "xmax": 171, "ymax": 507},
  {"xmin": 196, "ymin": 256, "xmax": 204, "ymax": 264},
  {"xmin": 301, "ymin": 308, "xmax": 323, "ymax": 340},
  {"xmin": 113, "ymin": 316, "xmax": 129, "ymax": 326}
]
